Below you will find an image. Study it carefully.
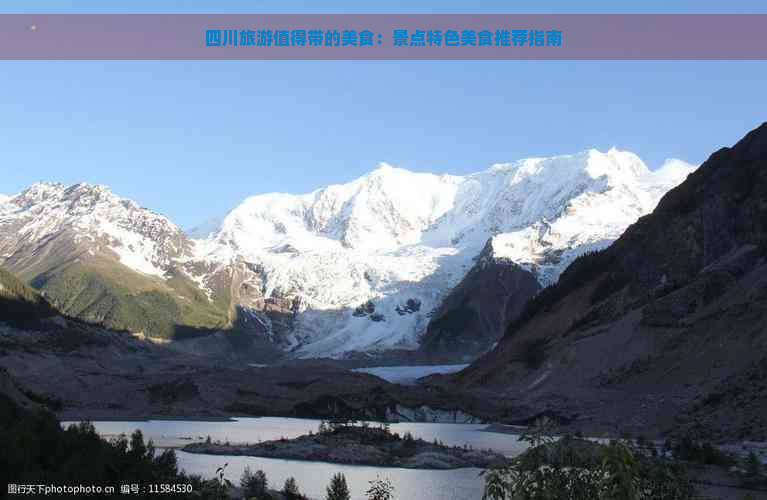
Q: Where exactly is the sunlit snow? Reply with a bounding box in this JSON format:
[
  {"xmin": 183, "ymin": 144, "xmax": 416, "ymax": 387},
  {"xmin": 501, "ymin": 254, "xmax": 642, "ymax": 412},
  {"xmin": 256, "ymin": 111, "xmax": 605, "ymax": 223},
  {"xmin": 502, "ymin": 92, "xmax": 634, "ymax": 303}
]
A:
[
  {"xmin": 192, "ymin": 150, "xmax": 696, "ymax": 357},
  {"xmin": 0, "ymin": 182, "xmax": 181, "ymax": 279},
  {"xmin": 0, "ymin": 151, "xmax": 695, "ymax": 359}
]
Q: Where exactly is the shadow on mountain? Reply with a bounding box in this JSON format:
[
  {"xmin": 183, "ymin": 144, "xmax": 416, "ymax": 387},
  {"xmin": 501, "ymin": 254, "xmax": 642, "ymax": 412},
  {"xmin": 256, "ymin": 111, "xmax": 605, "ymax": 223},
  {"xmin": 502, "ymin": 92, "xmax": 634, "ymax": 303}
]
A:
[
  {"xmin": 448, "ymin": 122, "xmax": 767, "ymax": 441},
  {"xmin": 418, "ymin": 240, "xmax": 542, "ymax": 359},
  {"xmin": 0, "ymin": 296, "xmax": 56, "ymax": 330},
  {"xmin": 166, "ymin": 311, "xmax": 285, "ymax": 364},
  {"xmin": 0, "ymin": 267, "xmax": 58, "ymax": 330},
  {"xmin": 209, "ymin": 243, "xmax": 543, "ymax": 364}
]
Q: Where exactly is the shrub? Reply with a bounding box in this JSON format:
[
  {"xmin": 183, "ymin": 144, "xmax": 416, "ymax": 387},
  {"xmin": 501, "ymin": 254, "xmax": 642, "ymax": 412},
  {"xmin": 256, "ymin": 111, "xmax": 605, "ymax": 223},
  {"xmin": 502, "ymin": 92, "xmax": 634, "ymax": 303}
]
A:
[
  {"xmin": 671, "ymin": 436, "xmax": 735, "ymax": 466},
  {"xmin": 0, "ymin": 393, "xmax": 209, "ymax": 499},
  {"xmin": 745, "ymin": 452, "xmax": 763, "ymax": 477},
  {"xmin": 240, "ymin": 466, "xmax": 269, "ymax": 499},
  {"xmin": 326, "ymin": 473, "xmax": 351, "ymax": 500},
  {"xmin": 283, "ymin": 476, "xmax": 302, "ymax": 499},
  {"xmin": 483, "ymin": 428, "xmax": 697, "ymax": 500},
  {"xmin": 366, "ymin": 476, "xmax": 394, "ymax": 500}
]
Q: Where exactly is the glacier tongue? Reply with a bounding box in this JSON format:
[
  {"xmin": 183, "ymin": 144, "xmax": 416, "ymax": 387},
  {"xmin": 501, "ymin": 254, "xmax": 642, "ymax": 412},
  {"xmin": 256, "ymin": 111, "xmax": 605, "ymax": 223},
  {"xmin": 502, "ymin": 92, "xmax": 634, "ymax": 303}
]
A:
[{"xmin": 193, "ymin": 149, "xmax": 697, "ymax": 358}]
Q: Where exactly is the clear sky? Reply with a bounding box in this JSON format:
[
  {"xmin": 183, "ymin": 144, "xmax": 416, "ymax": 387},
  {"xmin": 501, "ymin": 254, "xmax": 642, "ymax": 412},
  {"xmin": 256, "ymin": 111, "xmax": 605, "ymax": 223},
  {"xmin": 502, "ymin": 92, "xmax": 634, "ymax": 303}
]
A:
[{"xmin": 0, "ymin": 0, "xmax": 765, "ymax": 228}]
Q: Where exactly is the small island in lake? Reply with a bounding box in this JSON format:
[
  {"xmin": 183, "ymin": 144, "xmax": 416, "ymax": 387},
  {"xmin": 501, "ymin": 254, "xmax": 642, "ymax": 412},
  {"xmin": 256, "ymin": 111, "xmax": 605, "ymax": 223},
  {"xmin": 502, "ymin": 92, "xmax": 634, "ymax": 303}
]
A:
[{"xmin": 183, "ymin": 420, "xmax": 509, "ymax": 470}]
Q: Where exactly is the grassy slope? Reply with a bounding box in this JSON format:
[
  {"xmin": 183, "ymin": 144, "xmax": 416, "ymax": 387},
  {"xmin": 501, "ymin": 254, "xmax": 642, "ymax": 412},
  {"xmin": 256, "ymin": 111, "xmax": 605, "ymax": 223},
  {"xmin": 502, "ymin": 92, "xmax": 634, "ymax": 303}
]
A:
[
  {"xmin": 28, "ymin": 259, "xmax": 231, "ymax": 340},
  {"xmin": 0, "ymin": 267, "xmax": 57, "ymax": 327}
]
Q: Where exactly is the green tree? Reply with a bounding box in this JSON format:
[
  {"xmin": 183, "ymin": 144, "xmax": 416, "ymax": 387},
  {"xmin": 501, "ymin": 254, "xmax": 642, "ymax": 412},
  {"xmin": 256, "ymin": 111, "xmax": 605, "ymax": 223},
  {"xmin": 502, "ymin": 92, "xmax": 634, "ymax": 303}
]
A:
[
  {"xmin": 240, "ymin": 466, "xmax": 268, "ymax": 499},
  {"xmin": 483, "ymin": 433, "xmax": 696, "ymax": 500},
  {"xmin": 599, "ymin": 441, "xmax": 641, "ymax": 500},
  {"xmin": 326, "ymin": 473, "xmax": 351, "ymax": 500},
  {"xmin": 283, "ymin": 476, "xmax": 302, "ymax": 499},
  {"xmin": 0, "ymin": 393, "xmax": 216, "ymax": 500},
  {"xmin": 129, "ymin": 429, "xmax": 154, "ymax": 461},
  {"xmin": 745, "ymin": 451, "xmax": 763, "ymax": 477},
  {"xmin": 366, "ymin": 476, "xmax": 394, "ymax": 500}
]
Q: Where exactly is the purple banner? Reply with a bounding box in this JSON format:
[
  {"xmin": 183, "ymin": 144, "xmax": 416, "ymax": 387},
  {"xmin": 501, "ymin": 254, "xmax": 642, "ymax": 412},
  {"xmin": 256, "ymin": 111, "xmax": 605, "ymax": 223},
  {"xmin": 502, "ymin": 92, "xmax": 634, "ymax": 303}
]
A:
[{"xmin": 0, "ymin": 14, "xmax": 765, "ymax": 60}]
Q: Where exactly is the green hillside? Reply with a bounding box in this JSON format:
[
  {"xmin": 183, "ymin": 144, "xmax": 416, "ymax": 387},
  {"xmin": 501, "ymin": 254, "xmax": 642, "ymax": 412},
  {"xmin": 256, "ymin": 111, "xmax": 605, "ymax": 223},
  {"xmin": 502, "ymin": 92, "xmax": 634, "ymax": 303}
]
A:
[
  {"xmin": 0, "ymin": 267, "xmax": 57, "ymax": 328},
  {"xmin": 28, "ymin": 260, "xmax": 231, "ymax": 340}
]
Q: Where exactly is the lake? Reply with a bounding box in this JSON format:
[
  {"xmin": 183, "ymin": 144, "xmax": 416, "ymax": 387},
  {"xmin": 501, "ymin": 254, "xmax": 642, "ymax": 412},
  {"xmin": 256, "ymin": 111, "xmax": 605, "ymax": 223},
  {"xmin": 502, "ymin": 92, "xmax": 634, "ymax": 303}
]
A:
[
  {"xmin": 351, "ymin": 364, "xmax": 470, "ymax": 385},
  {"xmin": 66, "ymin": 417, "xmax": 527, "ymax": 500}
]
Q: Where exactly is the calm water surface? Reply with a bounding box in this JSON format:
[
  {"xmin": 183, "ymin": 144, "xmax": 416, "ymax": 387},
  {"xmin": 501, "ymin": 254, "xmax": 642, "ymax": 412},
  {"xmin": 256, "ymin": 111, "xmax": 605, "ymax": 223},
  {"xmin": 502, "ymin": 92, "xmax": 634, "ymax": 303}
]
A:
[
  {"xmin": 66, "ymin": 417, "xmax": 527, "ymax": 500},
  {"xmin": 351, "ymin": 364, "xmax": 470, "ymax": 385}
]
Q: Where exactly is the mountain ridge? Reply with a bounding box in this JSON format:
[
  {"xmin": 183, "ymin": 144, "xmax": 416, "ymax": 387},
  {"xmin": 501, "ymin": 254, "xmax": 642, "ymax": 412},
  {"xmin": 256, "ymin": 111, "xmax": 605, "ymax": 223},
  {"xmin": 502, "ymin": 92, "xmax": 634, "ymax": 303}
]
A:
[
  {"xmin": 193, "ymin": 149, "xmax": 694, "ymax": 357},
  {"xmin": 0, "ymin": 182, "xmax": 234, "ymax": 343},
  {"xmin": 1, "ymin": 148, "xmax": 695, "ymax": 358},
  {"xmin": 450, "ymin": 123, "xmax": 767, "ymax": 440}
]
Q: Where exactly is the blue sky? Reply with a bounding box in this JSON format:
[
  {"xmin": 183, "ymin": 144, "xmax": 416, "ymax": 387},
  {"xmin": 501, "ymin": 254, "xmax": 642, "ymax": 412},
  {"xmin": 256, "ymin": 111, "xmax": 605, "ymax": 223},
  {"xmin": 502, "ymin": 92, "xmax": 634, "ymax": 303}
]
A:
[{"xmin": 1, "ymin": 1, "xmax": 765, "ymax": 228}]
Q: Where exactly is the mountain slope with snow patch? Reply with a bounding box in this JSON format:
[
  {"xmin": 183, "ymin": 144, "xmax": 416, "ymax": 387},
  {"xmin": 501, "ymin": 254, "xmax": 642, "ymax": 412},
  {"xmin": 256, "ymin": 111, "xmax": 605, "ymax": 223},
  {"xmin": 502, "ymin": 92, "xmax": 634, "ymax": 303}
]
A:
[
  {"xmin": 195, "ymin": 150, "xmax": 696, "ymax": 358},
  {"xmin": 0, "ymin": 150, "xmax": 695, "ymax": 358},
  {"xmin": 0, "ymin": 183, "xmax": 232, "ymax": 340}
]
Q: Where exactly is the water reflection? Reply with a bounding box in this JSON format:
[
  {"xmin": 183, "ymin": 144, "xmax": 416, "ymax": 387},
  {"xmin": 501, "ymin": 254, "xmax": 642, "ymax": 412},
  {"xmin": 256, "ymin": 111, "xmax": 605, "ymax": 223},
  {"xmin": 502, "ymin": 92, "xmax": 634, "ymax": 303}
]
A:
[
  {"xmin": 65, "ymin": 417, "xmax": 528, "ymax": 500},
  {"xmin": 176, "ymin": 451, "xmax": 484, "ymax": 500}
]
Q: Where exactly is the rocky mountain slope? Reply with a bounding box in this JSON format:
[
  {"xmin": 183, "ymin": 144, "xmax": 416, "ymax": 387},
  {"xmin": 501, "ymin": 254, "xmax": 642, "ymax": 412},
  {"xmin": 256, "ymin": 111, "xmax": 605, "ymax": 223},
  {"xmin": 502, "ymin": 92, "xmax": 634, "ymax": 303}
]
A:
[
  {"xmin": 453, "ymin": 123, "xmax": 767, "ymax": 441},
  {"xmin": 1, "ymin": 149, "xmax": 693, "ymax": 359},
  {"xmin": 194, "ymin": 150, "xmax": 693, "ymax": 358},
  {"xmin": 0, "ymin": 183, "xmax": 236, "ymax": 340},
  {"xmin": 418, "ymin": 240, "xmax": 541, "ymax": 359},
  {"xmin": 0, "ymin": 267, "xmax": 469, "ymax": 424}
]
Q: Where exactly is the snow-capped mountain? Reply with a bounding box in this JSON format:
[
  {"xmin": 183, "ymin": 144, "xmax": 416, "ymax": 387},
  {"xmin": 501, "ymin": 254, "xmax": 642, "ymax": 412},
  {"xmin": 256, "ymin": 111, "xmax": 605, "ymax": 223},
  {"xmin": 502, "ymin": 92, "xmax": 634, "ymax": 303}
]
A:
[
  {"xmin": 0, "ymin": 182, "xmax": 191, "ymax": 278},
  {"xmin": 0, "ymin": 150, "xmax": 695, "ymax": 358},
  {"xmin": 481, "ymin": 150, "xmax": 696, "ymax": 284},
  {"xmin": 0, "ymin": 183, "xmax": 237, "ymax": 342},
  {"xmin": 193, "ymin": 149, "xmax": 696, "ymax": 358}
]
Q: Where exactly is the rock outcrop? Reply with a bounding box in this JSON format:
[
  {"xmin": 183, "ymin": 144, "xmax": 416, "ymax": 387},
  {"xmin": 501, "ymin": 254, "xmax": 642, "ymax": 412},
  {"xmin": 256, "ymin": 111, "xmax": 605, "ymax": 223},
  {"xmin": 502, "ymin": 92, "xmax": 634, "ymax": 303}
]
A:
[
  {"xmin": 452, "ymin": 123, "xmax": 767, "ymax": 441},
  {"xmin": 419, "ymin": 240, "xmax": 541, "ymax": 359}
]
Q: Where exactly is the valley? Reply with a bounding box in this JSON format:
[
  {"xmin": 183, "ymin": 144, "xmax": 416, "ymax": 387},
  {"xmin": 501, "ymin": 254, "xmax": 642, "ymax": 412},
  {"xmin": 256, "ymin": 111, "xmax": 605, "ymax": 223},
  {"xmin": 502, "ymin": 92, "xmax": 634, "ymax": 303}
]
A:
[
  {"xmin": 0, "ymin": 148, "xmax": 693, "ymax": 360},
  {"xmin": 2, "ymin": 124, "xmax": 767, "ymax": 499}
]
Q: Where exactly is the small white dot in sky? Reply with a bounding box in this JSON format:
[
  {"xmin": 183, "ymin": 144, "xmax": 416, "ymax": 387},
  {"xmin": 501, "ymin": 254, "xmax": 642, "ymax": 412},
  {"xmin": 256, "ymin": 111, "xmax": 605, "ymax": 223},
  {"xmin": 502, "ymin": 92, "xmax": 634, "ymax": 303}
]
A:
[{"xmin": 30, "ymin": 25, "xmax": 37, "ymax": 31}]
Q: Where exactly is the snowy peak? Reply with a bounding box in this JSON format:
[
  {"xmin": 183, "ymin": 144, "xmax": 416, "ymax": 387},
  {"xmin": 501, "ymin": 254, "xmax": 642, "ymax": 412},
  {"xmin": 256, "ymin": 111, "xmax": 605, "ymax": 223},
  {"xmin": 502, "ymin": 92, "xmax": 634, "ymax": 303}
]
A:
[
  {"xmin": 483, "ymin": 151, "xmax": 695, "ymax": 284},
  {"xmin": 0, "ymin": 182, "xmax": 190, "ymax": 278},
  {"xmin": 643, "ymin": 158, "xmax": 696, "ymax": 187},
  {"xmin": 208, "ymin": 149, "xmax": 666, "ymax": 261},
  {"xmin": 314, "ymin": 163, "xmax": 460, "ymax": 249},
  {"xmin": 193, "ymin": 148, "xmax": 696, "ymax": 357},
  {"xmin": 595, "ymin": 147, "xmax": 650, "ymax": 179},
  {"xmin": 210, "ymin": 163, "xmax": 461, "ymax": 256},
  {"xmin": 0, "ymin": 147, "xmax": 695, "ymax": 358},
  {"xmin": 426, "ymin": 148, "xmax": 665, "ymax": 252}
]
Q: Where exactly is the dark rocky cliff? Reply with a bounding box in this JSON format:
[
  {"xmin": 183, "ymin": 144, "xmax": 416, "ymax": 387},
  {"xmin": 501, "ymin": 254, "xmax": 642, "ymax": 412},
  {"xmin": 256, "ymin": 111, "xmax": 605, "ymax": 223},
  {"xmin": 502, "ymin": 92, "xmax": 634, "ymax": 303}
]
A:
[
  {"xmin": 419, "ymin": 240, "xmax": 541, "ymax": 360},
  {"xmin": 452, "ymin": 123, "xmax": 767, "ymax": 440}
]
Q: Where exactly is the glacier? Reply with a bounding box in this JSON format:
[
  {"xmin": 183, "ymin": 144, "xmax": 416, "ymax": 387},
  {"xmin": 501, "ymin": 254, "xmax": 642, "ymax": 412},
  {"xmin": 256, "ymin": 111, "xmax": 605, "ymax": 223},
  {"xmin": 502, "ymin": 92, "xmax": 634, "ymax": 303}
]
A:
[
  {"xmin": 0, "ymin": 149, "xmax": 696, "ymax": 358},
  {"xmin": 192, "ymin": 149, "xmax": 696, "ymax": 358}
]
